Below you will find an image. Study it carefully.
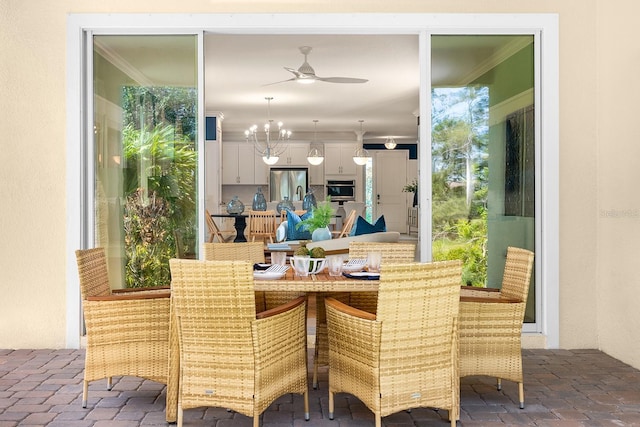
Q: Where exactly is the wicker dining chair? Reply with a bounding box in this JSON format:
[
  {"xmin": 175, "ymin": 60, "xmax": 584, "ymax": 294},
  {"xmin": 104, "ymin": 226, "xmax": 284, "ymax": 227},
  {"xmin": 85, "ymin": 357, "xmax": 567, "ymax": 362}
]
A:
[
  {"xmin": 325, "ymin": 260, "xmax": 463, "ymax": 427},
  {"xmin": 75, "ymin": 248, "xmax": 170, "ymax": 408},
  {"xmin": 312, "ymin": 241, "xmax": 417, "ymax": 388},
  {"xmin": 248, "ymin": 210, "xmax": 278, "ymax": 244},
  {"xmin": 205, "ymin": 209, "xmax": 236, "ymax": 243},
  {"xmin": 169, "ymin": 259, "xmax": 310, "ymax": 427},
  {"xmin": 459, "ymin": 246, "xmax": 535, "ymax": 409},
  {"xmin": 202, "ymin": 242, "xmax": 304, "ymax": 312}
]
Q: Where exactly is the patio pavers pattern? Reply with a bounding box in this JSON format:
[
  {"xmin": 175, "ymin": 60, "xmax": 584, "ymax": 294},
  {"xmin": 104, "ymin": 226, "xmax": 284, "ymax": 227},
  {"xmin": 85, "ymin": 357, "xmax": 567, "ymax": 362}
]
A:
[{"xmin": 2, "ymin": 348, "xmax": 640, "ymax": 426}]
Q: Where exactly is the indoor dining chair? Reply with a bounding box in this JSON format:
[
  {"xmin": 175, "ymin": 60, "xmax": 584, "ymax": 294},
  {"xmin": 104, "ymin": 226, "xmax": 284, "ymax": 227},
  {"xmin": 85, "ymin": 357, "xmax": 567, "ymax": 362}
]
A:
[
  {"xmin": 326, "ymin": 260, "xmax": 462, "ymax": 427},
  {"xmin": 331, "ymin": 208, "xmax": 357, "ymax": 238},
  {"xmin": 205, "ymin": 209, "xmax": 236, "ymax": 243},
  {"xmin": 459, "ymin": 246, "xmax": 535, "ymax": 409},
  {"xmin": 248, "ymin": 210, "xmax": 277, "ymax": 244}
]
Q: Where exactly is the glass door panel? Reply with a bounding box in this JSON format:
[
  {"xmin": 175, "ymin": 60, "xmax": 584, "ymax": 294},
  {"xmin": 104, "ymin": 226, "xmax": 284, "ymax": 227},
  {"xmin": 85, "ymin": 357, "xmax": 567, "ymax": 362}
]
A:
[
  {"xmin": 93, "ymin": 35, "xmax": 198, "ymax": 288},
  {"xmin": 431, "ymin": 34, "xmax": 536, "ymax": 322}
]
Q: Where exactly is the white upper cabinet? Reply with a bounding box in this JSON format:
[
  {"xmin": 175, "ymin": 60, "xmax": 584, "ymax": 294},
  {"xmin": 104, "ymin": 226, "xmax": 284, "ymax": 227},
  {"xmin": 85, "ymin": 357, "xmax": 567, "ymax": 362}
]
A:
[
  {"xmin": 278, "ymin": 143, "xmax": 309, "ymax": 166},
  {"xmin": 324, "ymin": 143, "xmax": 357, "ymax": 176},
  {"xmin": 222, "ymin": 143, "xmax": 255, "ymax": 184}
]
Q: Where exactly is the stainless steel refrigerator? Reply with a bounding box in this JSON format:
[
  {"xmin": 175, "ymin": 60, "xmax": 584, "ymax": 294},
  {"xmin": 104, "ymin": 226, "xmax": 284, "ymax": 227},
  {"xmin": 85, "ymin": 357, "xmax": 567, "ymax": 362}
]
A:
[{"xmin": 269, "ymin": 168, "xmax": 308, "ymax": 202}]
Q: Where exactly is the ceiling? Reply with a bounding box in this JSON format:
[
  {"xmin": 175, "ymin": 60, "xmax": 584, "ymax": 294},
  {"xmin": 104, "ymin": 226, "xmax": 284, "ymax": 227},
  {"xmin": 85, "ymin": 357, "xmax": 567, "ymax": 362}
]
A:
[{"xmin": 96, "ymin": 33, "xmax": 525, "ymax": 145}]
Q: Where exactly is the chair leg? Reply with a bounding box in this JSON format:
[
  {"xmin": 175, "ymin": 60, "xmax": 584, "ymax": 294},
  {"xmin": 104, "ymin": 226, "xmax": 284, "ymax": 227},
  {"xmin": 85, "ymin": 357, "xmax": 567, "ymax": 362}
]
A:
[
  {"xmin": 177, "ymin": 406, "xmax": 184, "ymax": 427},
  {"xmin": 518, "ymin": 382, "xmax": 525, "ymax": 409},
  {"xmin": 107, "ymin": 377, "xmax": 113, "ymax": 391},
  {"xmin": 303, "ymin": 390, "xmax": 310, "ymax": 421},
  {"xmin": 253, "ymin": 414, "xmax": 259, "ymax": 427},
  {"xmin": 328, "ymin": 391, "xmax": 334, "ymax": 419},
  {"xmin": 312, "ymin": 348, "xmax": 319, "ymax": 389},
  {"xmin": 496, "ymin": 378, "xmax": 502, "ymax": 390},
  {"xmin": 82, "ymin": 380, "xmax": 88, "ymax": 408},
  {"xmin": 375, "ymin": 414, "xmax": 382, "ymax": 427}
]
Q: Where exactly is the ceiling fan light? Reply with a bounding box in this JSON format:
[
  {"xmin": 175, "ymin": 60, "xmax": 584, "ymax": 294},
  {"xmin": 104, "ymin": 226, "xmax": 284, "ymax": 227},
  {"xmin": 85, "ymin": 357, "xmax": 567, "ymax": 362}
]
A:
[
  {"xmin": 384, "ymin": 138, "xmax": 397, "ymax": 149},
  {"xmin": 297, "ymin": 78, "xmax": 315, "ymax": 84}
]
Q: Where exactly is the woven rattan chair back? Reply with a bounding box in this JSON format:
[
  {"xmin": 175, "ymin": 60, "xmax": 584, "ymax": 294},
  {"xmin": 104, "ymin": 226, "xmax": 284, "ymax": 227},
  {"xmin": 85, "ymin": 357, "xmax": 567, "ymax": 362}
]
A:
[
  {"xmin": 201, "ymin": 241, "xmax": 302, "ymax": 312},
  {"xmin": 499, "ymin": 246, "xmax": 535, "ymax": 302},
  {"xmin": 348, "ymin": 241, "xmax": 417, "ymax": 262},
  {"xmin": 75, "ymin": 247, "xmax": 112, "ymax": 299},
  {"xmin": 248, "ymin": 210, "xmax": 277, "ymax": 243},
  {"xmin": 326, "ymin": 260, "xmax": 462, "ymax": 427},
  {"xmin": 169, "ymin": 259, "xmax": 309, "ymax": 427},
  {"xmin": 202, "ymin": 241, "xmax": 265, "ymax": 263},
  {"xmin": 205, "ymin": 209, "xmax": 235, "ymax": 243}
]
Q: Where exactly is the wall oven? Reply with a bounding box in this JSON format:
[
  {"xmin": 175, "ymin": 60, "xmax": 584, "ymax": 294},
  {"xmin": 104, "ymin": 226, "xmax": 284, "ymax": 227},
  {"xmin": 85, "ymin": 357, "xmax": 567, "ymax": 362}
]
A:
[{"xmin": 326, "ymin": 180, "xmax": 356, "ymax": 201}]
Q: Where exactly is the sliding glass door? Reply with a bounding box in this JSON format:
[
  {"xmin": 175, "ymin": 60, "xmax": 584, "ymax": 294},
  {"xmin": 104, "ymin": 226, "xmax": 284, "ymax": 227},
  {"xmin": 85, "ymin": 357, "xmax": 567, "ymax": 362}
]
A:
[
  {"xmin": 430, "ymin": 34, "xmax": 537, "ymax": 324},
  {"xmin": 92, "ymin": 35, "xmax": 199, "ymax": 288}
]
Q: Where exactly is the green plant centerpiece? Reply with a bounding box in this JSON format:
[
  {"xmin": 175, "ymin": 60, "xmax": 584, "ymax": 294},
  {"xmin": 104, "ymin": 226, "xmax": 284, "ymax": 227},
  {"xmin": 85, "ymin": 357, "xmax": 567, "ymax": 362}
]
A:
[{"xmin": 297, "ymin": 197, "xmax": 334, "ymax": 242}]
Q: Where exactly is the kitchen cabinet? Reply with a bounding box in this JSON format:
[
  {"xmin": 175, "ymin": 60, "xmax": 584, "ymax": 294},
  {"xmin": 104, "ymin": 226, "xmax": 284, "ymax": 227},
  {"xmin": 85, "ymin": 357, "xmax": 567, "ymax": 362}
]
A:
[
  {"xmin": 279, "ymin": 143, "xmax": 309, "ymax": 166},
  {"xmin": 308, "ymin": 162, "xmax": 324, "ymax": 185},
  {"xmin": 222, "ymin": 143, "xmax": 255, "ymax": 184},
  {"xmin": 254, "ymin": 154, "xmax": 269, "ymax": 185},
  {"xmin": 324, "ymin": 143, "xmax": 357, "ymax": 176}
]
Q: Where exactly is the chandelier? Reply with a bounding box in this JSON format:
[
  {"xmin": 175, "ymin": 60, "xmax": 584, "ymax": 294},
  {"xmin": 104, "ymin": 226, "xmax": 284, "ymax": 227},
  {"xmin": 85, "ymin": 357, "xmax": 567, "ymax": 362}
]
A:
[
  {"xmin": 384, "ymin": 137, "xmax": 397, "ymax": 149},
  {"xmin": 353, "ymin": 119, "xmax": 371, "ymax": 165},
  {"xmin": 307, "ymin": 120, "xmax": 324, "ymax": 165},
  {"xmin": 245, "ymin": 97, "xmax": 291, "ymax": 165}
]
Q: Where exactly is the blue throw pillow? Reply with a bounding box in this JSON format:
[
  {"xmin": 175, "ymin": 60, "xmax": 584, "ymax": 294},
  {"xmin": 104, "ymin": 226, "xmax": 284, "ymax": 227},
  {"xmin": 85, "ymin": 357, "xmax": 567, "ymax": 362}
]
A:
[
  {"xmin": 352, "ymin": 215, "xmax": 386, "ymax": 236},
  {"xmin": 286, "ymin": 210, "xmax": 313, "ymax": 241}
]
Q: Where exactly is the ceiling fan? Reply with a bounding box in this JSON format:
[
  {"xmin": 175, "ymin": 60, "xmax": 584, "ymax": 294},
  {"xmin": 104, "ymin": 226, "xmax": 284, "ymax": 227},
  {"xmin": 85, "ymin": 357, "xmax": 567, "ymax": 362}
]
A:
[{"xmin": 264, "ymin": 46, "xmax": 369, "ymax": 86}]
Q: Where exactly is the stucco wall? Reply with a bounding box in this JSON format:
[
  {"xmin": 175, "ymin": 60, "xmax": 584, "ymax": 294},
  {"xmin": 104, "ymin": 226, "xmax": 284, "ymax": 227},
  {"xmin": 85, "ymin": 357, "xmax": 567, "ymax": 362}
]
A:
[
  {"xmin": 2, "ymin": 0, "xmax": 638, "ymax": 368},
  {"xmin": 595, "ymin": 0, "xmax": 640, "ymax": 366}
]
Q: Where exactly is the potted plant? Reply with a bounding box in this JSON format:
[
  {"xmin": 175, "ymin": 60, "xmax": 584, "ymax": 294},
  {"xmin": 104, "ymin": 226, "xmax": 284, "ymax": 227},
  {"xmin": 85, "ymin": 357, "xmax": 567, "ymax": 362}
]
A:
[
  {"xmin": 403, "ymin": 179, "xmax": 418, "ymax": 207},
  {"xmin": 297, "ymin": 197, "xmax": 334, "ymax": 241}
]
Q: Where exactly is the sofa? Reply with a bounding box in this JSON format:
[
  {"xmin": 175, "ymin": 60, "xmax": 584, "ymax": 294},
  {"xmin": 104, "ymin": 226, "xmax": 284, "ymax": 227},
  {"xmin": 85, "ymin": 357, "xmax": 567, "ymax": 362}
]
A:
[{"xmin": 306, "ymin": 231, "xmax": 400, "ymax": 254}]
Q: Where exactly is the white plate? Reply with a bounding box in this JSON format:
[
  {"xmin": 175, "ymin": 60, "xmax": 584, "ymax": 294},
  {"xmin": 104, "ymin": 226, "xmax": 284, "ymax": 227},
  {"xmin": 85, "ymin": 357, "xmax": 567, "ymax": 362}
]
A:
[
  {"xmin": 342, "ymin": 259, "xmax": 366, "ymax": 273},
  {"xmin": 253, "ymin": 270, "xmax": 286, "ymax": 280}
]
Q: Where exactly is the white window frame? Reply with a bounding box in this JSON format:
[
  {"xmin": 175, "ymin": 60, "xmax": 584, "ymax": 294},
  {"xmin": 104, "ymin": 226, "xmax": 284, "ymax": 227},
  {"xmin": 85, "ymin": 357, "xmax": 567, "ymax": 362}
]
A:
[{"xmin": 67, "ymin": 13, "xmax": 558, "ymax": 348}]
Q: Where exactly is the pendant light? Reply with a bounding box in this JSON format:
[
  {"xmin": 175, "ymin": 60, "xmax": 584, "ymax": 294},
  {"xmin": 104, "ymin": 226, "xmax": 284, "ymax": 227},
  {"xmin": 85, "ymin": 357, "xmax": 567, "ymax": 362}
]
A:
[
  {"xmin": 353, "ymin": 119, "xmax": 370, "ymax": 165},
  {"xmin": 307, "ymin": 120, "xmax": 324, "ymax": 165},
  {"xmin": 384, "ymin": 137, "xmax": 397, "ymax": 149}
]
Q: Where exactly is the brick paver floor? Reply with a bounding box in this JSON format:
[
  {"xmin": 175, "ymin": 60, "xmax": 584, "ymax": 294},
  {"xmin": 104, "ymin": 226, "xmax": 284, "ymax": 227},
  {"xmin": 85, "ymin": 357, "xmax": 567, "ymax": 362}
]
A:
[{"xmin": 2, "ymin": 348, "xmax": 640, "ymax": 426}]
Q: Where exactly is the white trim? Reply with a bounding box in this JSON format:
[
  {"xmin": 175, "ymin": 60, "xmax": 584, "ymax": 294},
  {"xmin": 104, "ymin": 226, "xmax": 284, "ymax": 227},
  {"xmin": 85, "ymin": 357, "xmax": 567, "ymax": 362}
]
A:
[{"xmin": 66, "ymin": 13, "xmax": 559, "ymax": 348}]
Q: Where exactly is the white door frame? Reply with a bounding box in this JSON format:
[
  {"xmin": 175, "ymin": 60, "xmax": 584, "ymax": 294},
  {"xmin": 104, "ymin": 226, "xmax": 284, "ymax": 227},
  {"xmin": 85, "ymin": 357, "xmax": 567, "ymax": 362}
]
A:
[{"xmin": 67, "ymin": 13, "xmax": 559, "ymax": 348}]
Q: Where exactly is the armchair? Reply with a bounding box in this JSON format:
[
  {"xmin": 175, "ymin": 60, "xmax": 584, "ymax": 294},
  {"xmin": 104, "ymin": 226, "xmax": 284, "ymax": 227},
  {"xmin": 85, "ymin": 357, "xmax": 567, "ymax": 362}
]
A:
[
  {"xmin": 459, "ymin": 246, "xmax": 535, "ymax": 409},
  {"xmin": 75, "ymin": 248, "xmax": 170, "ymax": 408},
  {"xmin": 326, "ymin": 261, "xmax": 462, "ymax": 427},
  {"xmin": 169, "ymin": 259, "xmax": 309, "ymax": 427}
]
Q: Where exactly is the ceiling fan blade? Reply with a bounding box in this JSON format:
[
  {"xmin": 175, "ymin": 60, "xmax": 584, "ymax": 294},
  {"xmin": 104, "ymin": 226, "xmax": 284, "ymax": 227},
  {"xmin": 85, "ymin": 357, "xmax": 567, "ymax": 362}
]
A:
[
  {"xmin": 262, "ymin": 77, "xmax": 296, "ymax": 87},
  {"xmin": 316, "ymin": 76, "xmax": 369, "ymax": 84}
]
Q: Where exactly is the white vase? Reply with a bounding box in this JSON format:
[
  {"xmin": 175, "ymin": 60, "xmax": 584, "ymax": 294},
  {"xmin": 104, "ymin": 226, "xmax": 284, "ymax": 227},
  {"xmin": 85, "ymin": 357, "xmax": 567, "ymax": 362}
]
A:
[{"xmin": 311, "ymin": 226, "xmax": 332, "ymax": 242}]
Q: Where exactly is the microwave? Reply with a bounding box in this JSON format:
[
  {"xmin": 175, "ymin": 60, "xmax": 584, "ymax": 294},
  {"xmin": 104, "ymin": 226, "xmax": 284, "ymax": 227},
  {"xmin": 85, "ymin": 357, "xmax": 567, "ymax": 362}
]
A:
[{"xmin": 326, "ymin": 180, "xmax": 355, "ymax": 201}]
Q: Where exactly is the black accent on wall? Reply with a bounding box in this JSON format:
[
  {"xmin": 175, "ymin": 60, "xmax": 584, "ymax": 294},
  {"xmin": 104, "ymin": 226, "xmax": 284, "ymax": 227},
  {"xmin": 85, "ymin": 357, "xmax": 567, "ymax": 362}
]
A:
[
  {"xmin": 205, "ymin": 117, "xmax": 217, "ymax": 141},
  {"xmin": 363, "ymin": 143, "xmax": 417, "ymax": 159}
]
